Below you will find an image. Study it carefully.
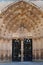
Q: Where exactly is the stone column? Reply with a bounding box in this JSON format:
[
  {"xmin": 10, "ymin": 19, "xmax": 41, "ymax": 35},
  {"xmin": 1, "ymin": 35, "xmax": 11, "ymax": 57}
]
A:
[
  {"xmin": 39, "ymin": 38, "xmax": 41, "ymax": 60},
  {"xmin": 35, "ymin": 49, "xmax": 36, "ymax": 60},
  {"xmin": 39, "ymin": 49, "xmax": 41, "ymax": 60},
  {"xmin": 21, "ymin": 40, "xmax": 24, "ymax": 62}
]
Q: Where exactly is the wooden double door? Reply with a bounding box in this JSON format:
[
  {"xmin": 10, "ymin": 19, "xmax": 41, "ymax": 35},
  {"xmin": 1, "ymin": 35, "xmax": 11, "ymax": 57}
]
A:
[{"xmin": 12, "ymin": 38, "xmax": 32, "ymax": 62}]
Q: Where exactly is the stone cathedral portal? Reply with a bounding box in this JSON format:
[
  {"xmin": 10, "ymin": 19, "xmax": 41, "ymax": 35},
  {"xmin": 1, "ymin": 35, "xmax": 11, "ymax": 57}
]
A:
[{"xmin": 0, "ymin": 1, "xmax": 43, "ymax": 62}]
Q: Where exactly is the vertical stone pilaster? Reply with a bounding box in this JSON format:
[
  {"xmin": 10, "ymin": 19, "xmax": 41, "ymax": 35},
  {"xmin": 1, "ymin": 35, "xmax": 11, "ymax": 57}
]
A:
[{"xmin": 21, "ymin": 40, "xmax": 24, "ymax": 62}]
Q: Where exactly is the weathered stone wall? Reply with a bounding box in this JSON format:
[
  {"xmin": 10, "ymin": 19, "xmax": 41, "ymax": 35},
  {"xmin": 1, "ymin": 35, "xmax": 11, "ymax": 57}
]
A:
[
  {"xmin": 0, "ymin": 38, "xmax": 12, "ymax": 62},
  {"xmin": 33, "ymin": 37, "xmax": 43, "ymax": 60}
]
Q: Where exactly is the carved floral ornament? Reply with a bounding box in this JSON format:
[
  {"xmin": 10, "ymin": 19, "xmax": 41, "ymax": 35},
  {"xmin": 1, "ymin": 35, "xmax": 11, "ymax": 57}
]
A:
[{"xmin": 0, "ymin": 1, "xmax": 43, "ymax": 39}]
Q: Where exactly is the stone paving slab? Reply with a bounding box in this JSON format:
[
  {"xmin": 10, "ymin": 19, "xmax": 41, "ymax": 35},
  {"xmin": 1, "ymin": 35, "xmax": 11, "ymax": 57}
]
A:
[{"xmin": 0, "ymin": 62, "xmax": 43, "ymax": 65}]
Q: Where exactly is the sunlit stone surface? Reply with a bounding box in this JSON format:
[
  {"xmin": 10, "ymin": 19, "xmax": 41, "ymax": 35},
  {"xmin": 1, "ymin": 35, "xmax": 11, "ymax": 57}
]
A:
[{"xmin": 0, "ymin": 1, "xmax": 43, "ymax": 62}]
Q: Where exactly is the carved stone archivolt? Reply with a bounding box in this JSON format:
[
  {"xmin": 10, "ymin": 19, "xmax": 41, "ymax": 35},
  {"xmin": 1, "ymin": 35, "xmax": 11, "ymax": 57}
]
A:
[{"xmin": 0, "ymin": 1, "xmax": 43, "ymax": 39}]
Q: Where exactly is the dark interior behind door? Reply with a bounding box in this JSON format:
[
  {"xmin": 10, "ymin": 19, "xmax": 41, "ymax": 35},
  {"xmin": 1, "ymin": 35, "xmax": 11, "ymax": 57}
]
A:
[
  {"xmin": 12, "ymin": 38, "xmax": 32, "ymax": 62},
  {"xmin": 12, "ymin": 39, "xmax": 21, "ymax": 62},
  {"xmin": 23, "ymin": 38, "xmax": 32, "ymax": 61}
]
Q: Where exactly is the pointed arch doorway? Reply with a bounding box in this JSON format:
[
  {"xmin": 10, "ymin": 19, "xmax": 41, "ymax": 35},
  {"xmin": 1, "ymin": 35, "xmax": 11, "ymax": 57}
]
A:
[
  {"xmin": 12, "ymin": 26, "xmax": 32, "ymax": 62},
  {"xmin": 12, "ymin": 37, "xmax": 32, "ymax": 62}
]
